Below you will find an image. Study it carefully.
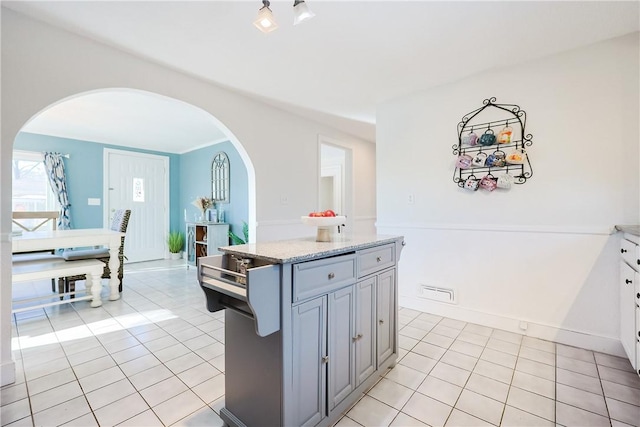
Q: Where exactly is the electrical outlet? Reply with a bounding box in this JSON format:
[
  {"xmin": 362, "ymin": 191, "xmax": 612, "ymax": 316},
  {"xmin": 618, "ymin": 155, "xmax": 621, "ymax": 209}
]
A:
[
  {"xmin": 407, "ymin": 194, "xmax": 415, "ymax": 205},
  {"xmin": 519, "ymin": 321, "xmax": 528, "ymax": 331},
  {"xmin": 280, "ymin": 195, "xmax": 289, "ymax": 205}
]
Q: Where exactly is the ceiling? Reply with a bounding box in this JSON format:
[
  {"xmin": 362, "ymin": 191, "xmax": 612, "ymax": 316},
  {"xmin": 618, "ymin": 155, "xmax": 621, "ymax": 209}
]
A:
[{"xmin": 6, "ymin": 1, "xmax": 639, "ymax": 151}]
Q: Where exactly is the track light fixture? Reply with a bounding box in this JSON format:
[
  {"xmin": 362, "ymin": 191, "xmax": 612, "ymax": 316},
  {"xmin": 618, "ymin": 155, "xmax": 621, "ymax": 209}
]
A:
[
  {"xmin": 253, "ymin": 0, "xmax": 278, "ymax": 33},
  {"xmin": 254, "ymin": 0, "xmax": 315, "ymax": 33},
  {"xmin": 293, "ymin": 0, "xmax": 315, "ymax": 25}
]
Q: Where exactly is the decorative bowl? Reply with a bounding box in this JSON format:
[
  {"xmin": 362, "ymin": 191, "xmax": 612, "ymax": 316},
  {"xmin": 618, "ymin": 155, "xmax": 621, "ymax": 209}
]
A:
[
  {"xmin": 300, "ymin": 215, "xmax": 347, "ymax": 227},
  {"xmin": 301, "ymin": 216, "xmax": 347, "ymax": 241}
]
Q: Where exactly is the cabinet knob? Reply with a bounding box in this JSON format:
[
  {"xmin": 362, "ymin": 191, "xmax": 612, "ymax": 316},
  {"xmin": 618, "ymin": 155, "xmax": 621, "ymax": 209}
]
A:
[
  {"xmin": 637, "ymin": 259, "xmax": 640, "ymax": 265},
  {"xmin": 626, "ymin": 279, "xmax": 633, "ymax": 285},
  {"xmin": 328, "ymin": 272, "xmax": 335, "ymax": 280},
  {"xmin": 379, "ymin": 319, "xmax": 384, "ymax": 325},
  {"xmin": 322, "ymin": 356, "xmax": 329, "ymax": 364},
  {"xmin": 376, "ymin": 256, "xmax": 382, "ymax": 262},
  {"xmin": 402, "ymin": 241, "xmax": 406, "ymax": 246},
  {"xmin": 352, "ymin": 334, "xmax": 363, "ymax": 342},
  {"xmin": 637, "ymin": 293, "xmax": 640, "ymax": 299},
  {"xmin": 621, "ymin": 248, "xmax": 627, "ymax": 253}
]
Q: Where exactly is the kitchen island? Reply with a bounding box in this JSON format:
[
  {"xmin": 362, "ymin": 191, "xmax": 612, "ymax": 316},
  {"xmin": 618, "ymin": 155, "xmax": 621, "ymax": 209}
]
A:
[{"xmin": 197, "ymin": 235, "xmax": 405, "ymax": 427}]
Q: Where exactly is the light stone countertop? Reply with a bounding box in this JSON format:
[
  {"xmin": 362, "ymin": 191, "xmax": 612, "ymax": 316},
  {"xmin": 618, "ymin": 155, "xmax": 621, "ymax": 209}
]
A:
[
  {"xmin": 615, "ymin": 225, "xmax": 640, "ymax": 237},
  {"xmin": 218, "ymin": 234, "xmax": 404, "ymax": 264}
]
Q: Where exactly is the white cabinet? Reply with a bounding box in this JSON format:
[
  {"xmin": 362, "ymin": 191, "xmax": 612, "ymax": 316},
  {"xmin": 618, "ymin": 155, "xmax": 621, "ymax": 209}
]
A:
[
  {"xmin": 186, "ymin": 222, "xmax": 229, "ymax": 267},
  {"xmin": 619, "ymin": 233, "xmax": 640, "ymax": 377}
]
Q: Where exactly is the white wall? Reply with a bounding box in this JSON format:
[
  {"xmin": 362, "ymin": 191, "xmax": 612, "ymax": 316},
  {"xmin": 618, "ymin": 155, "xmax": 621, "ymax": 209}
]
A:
[
  {"xmin": 0, "ymin": 9, "xmax": 376, "ymax": 385},
  {"xmin": 377, "ymin": 33, "xmax": 639, "ymax": 356}
]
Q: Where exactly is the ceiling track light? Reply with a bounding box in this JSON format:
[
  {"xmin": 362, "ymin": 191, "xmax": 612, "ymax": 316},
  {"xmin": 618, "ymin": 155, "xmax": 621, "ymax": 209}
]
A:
[
  {"xmin": 293, "ymin": 0, "xmax": 315, "ymax": 26},
  {"xmin": 254, "ymin": 0, "xmax": 315, "ymax": 33},
  {"xmin": 254, "ymin": 0, "xmax": 278, "ymax": 33}
]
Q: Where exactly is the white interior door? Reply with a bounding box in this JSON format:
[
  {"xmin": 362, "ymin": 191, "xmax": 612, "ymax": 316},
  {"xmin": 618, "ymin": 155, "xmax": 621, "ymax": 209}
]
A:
[{"xmin": 105, "ymin": 148, "xmax": 168, "ymax": 263}]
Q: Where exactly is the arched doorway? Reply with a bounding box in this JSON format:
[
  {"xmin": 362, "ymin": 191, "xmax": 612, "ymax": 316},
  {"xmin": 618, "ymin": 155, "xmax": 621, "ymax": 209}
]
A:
[
  {"xmin": 1, "ymin": 88, "xmax": 257, "ymax": 385},
  {"xmin": 12, "ymin": 88, "xmax": 256, "ymax": 254}
]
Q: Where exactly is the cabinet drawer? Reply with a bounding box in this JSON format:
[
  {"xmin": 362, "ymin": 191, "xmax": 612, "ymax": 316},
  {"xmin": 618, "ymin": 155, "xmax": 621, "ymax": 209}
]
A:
[
  {"xmin": 621, "ymin": 238, "xmax": 640, "ymax": 272},
  {"xmin": 358, "ymin": 244, "xmax": 395, "ymax": 278},
  {"xmin": 198, "ymin": 255, "xmax": 281, "ymax": 337},
  {"xmin": 293, "ymin": 254, "xmax": 356, "ymax": 302}
]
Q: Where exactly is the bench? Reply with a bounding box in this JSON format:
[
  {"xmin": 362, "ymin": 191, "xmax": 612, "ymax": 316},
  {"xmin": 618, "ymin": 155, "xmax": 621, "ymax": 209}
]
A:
[{"xmin": 12, "ymin": 258, "xmax": 105, "ymax": 313}]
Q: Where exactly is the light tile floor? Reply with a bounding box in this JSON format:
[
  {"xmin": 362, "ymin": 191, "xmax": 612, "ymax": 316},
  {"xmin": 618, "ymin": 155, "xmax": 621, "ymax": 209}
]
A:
[{"xmin": 2, "ymin": 260, "xmax": 640, "ymax": 426}]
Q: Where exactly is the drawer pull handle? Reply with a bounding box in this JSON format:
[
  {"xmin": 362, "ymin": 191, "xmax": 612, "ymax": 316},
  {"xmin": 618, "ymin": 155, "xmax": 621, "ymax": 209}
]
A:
[
  {"xmin": 322, "ymin": 356, "xmax": 329, "ymax": 364},
  {"xmin": 379, "ymin": 319, "xmax": 384, "ymax": 325},
  {"xmin": 328, "ymin": 272, "xmax": 335, "ymax": 280},
  {"xmin": 621, "ymin": 248, "xmax": 628, "ymax": 253},
  {"xmin": 376, "ymin": 256, "xmax": 382, "ymax": 262},
  {"xmin": 626, "ymin": 279, "xmax": 633, "ymax": 284}
]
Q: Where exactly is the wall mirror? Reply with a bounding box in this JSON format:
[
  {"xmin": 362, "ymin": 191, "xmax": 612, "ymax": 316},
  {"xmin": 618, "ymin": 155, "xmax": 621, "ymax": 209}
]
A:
[{"xmin": 211, "ymin": 151, "xmax": 230, "ymax": 203}]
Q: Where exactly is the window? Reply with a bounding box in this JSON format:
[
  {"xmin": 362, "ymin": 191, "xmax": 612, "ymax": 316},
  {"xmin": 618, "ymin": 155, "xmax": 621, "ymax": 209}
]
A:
[{"xmin": 12, "ymin": 150, "xmax": 59, "ymax": 231}]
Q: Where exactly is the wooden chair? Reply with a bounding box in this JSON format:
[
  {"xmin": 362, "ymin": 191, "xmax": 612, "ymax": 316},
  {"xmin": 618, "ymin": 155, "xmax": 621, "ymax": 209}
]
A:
[
  {"xmin": 12, "ymin": 211, "xmax": 59, "ymax": 231},
  {"xmin": 12, "ymin": 211, "xmax": 61, "ymax": 292},
  {"xmin": 61, "ymin": 209, "xmax": 131, "ymax": 297}
]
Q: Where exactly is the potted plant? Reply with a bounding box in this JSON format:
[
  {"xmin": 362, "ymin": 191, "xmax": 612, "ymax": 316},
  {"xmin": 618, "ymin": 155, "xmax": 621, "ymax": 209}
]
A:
[
  {"xmin": 168, "ymin": 231, "xmax": 185, "ymax": 259},
  {"xmin": 228, "ymin": 222, "xmax": 249, "ymax": 245}
]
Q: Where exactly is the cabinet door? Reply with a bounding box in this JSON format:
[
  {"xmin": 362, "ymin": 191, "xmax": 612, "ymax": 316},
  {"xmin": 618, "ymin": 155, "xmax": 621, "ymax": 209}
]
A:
[
  {"xmin": 186, "ymin": 224, "xmax": 196, "ymax": 265},
  {"xmin": 206, "ymin": 224, "xmax": 229, "ymax": 256},
  {"xmin": 620, "ymin": 261, "xmax": 636, "ymax": 368},
  {"xmin": 292, "ymin": 297, "xmax": 327, "ymax": 427},
  {"xmin": 355, "ymin": 277, "xmax": 376, "ymax": 386},
  {"xmin": 377, "ymin": 269, "xmax": 396, "ymax": 368},
  {"xmin": 328, "ymin": 285, "xmax": 355, "ymax": 411}
]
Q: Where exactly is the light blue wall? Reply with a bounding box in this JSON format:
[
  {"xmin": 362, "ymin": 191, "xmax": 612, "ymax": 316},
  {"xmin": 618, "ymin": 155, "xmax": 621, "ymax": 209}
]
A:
[
  {"xmin": 179, "ymin": 141, "xmax": 248, "ymax": 244},
  {"xmin": 14, "ymin": 132, "xmax": 181, "ymax": 231},
  {"xmin": 14, "ymin": 133, "xmax": 249, "ymax": 243}
]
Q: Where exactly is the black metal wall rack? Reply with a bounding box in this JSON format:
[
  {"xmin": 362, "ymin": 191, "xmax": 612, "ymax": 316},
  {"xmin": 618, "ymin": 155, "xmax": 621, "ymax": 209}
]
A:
[{"xmin": 452, "ymin": 97, "xmax": 534, "ymax": 188}]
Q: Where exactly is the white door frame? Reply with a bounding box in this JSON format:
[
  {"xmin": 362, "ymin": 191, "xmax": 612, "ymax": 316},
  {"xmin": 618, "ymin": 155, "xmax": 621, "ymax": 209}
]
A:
[
  {"xmin": 318, "ymin": 135, "xmax": 354, "ymax": 233},
  {"xmin": 103, "ymin": 148, "xmax": 170, "ymax": 258}
]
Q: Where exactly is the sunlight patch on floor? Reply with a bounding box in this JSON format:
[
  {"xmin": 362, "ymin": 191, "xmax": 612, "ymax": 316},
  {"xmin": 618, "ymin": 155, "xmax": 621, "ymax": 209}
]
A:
[{"xmin": 12, "ymin": 309, "xmax": 178, "ymax": 350}]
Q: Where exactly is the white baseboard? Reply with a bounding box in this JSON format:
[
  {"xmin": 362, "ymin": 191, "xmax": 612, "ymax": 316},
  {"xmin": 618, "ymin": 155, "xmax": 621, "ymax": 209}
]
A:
[
  {"xmin": 0, "ymin": 359, "xmax": 16, "ymax": 387},
  {"xmin": 399, "ymin": 295, "xmax": 626, "ymax": 358}
]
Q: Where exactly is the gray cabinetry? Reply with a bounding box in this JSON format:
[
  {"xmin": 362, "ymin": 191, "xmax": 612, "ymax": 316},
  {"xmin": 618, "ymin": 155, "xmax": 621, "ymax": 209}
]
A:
[
  {"xmin": 292, "ymin": 297, "xmax": 327, "ymax": 427},
  {"xmin": 200, "ymin": 237, "xmax": 405, "ymax": 427},
  {"xmin": 355, "ymin": 277, "xmax": 376, "ymax": 385},
  {"xmin": 377, "ymin": 268, "xmax": 396, "ymax": 367},
  {"xmin": 328, "ymin": 286, "xmax": 356, "ymax": 411},
  {"xmin": 293, "ymin": 278, "xmax": 378, "ymax": 425}
]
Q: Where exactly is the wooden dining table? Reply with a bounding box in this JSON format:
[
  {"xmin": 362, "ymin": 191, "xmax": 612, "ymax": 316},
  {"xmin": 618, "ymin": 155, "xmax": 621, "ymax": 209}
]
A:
[{"xmin": 12, "ymin": 228, "xmax": 125, "ymax": 302}]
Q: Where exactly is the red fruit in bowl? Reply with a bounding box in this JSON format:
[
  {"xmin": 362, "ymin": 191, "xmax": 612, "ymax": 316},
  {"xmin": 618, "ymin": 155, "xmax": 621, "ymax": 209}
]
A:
[
  {"xmin": 323, "ymin": 210, "xmax": 336, "ymax": 217},
  {"xmin": 309, "ymin": 212, "xmax": 322, "ymax": 217}
]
